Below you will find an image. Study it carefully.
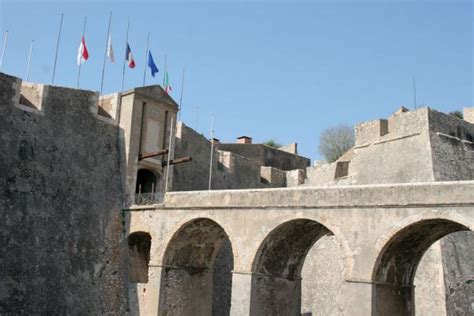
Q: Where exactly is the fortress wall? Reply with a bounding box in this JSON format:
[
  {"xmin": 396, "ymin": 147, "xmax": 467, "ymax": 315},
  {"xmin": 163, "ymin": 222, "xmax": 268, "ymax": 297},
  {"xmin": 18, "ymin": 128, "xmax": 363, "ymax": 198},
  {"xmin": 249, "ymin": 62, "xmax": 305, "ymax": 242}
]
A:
[
  {"xmin": 428, "ymin": 109, "xmax": 474, "ymax": 181},
  {"xmin": 0, "ymin": 73, "xmax": 128, "ymax": 314},
  {"xmin": 216, "ymin": 143, "xmax": 310, "ymax": 171},
  {"xmin": 349, "ymin": 108, "xmax": 435, "ymax": 184},
  {"xmin": 427, "ymin": 109, "xmax": 474, "ymax": 313},
  {"xmin": 173, "ymin": 122, "xmax": 266, "ymax": 191}
]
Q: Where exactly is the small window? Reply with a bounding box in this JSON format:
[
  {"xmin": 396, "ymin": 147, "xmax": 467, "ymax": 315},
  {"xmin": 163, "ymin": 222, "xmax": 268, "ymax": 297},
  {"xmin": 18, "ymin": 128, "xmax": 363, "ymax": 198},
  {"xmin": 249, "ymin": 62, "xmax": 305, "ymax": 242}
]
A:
[
  {"xmin": 335, "ymin": 161, "xmax": 349, "ymax": 179},
  {"xmin": 128, "ymin": 232, "xmax": 152, "ymax": 283}
]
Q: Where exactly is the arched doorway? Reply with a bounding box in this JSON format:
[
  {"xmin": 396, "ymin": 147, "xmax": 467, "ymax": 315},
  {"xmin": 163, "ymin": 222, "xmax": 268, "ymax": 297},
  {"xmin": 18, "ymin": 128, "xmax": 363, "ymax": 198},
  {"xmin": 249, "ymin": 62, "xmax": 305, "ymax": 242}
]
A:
[
  {"xmin": 135, "ymin": 169, "xmax": 159, "ymax": 193},
  {"xmin": 250, "ymin": 219, "xmax": 334, "ymax": 315},
  {"xmin": 158, "ymin": 218, "xmax": 233, "ymax": 316},
  {"xmin": 372, "ymin": 219, "xmax": 470, "ymax": 315}
]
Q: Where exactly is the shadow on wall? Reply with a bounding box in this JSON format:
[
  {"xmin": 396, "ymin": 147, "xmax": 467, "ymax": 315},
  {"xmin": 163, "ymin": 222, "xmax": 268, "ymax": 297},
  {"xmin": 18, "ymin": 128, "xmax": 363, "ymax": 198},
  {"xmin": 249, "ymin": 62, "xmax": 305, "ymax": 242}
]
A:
[
  {"xmin": 158, "ymin": 218, "xmax": 234, "ymax": 316},
  {"xmin": 0, "ymin": 72, "xmax": 130, "ymax": 314},
  {"xmin": 249, "ymin": 219, "xmax": 333, "ymax": 315},
  {"xmin": 371, "ymin": 219, "xmax": 471, "ymax": 315}
]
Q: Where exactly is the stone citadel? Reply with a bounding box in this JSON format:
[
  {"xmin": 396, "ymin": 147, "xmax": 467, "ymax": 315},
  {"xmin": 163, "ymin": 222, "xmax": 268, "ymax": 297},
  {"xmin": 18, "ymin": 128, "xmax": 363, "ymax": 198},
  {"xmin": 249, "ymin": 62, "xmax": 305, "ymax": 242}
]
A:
[{"xmin": 0, "ymin": 71, "xmax": 472, "ymax": 315}]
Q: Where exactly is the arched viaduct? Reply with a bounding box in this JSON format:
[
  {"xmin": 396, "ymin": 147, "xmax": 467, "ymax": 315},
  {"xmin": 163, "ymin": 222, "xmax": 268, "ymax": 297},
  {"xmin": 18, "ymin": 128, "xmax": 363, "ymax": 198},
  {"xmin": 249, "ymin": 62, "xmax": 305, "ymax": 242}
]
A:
[{"xmin": 125, "ymin": 181, "xmax": 474, "ymax": 315}]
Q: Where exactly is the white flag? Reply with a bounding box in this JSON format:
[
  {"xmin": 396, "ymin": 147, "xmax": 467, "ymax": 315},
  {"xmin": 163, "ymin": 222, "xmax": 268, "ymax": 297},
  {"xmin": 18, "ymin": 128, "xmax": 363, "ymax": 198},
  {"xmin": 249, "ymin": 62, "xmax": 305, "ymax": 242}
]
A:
[{"xmin": 107, "ymin": 34, "xmax": 115, "ymax": 63}]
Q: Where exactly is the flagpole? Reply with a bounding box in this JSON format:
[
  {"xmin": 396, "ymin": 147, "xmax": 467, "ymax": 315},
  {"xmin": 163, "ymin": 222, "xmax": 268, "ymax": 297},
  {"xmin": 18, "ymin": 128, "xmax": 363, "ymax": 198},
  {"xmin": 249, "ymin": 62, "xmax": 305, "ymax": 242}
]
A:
[
  {"xmin": 208, "ymin": 114, "xmax": 215, "ymax": 190},
  {"xmin": 178, "ymin": 67, "xmax": 185, "ymax": 121},
  {"xmin": 25, "ymin": 40, "xmax": 34, "ymax": 81},
  {"xmin": 413, "ymin": 76, "xmax": 417, "ymax": 109},
  {"xmin": 52, "ymin": 13, "xmax": 63, "ymax": 85},
  {"xmin": 100, "ymin": 11, "xmax": 112, "ymax": 95},
  {"xmin": 121, "ymin": 17, "xmax": 131, "ymax": 92},
  {"xmin": 164, "ymin": 116, "xmax": 175, "ymax": 192},
  {"xmin": 142, "ymin": 32, "xmax": 150, "ymax": 86},
  {"xmin": 162, "ymin": 54, "xmax": 167, "ymax": 86},
  {"xmin": 76, "ymin": 16, "xmax": 87, "ymax": 89},
  {"xmin": 0, "ymin": 30, "xmax": 8, "ymax": 70}
]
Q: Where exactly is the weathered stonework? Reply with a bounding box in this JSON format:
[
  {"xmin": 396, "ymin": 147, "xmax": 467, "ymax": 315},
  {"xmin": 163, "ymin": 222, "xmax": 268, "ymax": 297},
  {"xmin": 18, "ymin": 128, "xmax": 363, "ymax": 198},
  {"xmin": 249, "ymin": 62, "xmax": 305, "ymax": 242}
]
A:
[
  {"xmin": 0, "ymin": 73, "xmax": 128, "ymax": 314},
  {"xmin": 127, "ymin": 182, "xmax": 474, "ymax": 315},
  {"xmin": 1, "ymin": 70, "xmax": 472, "ymax": 316}
]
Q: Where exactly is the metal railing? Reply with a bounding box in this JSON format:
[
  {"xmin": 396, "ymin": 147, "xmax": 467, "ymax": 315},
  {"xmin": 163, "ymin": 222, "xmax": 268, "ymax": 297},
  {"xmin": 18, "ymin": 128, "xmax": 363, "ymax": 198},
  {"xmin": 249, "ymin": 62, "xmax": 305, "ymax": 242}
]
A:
[{"xmin": 124, "ymin": 192, "xmax": 165, "ymax": 207}]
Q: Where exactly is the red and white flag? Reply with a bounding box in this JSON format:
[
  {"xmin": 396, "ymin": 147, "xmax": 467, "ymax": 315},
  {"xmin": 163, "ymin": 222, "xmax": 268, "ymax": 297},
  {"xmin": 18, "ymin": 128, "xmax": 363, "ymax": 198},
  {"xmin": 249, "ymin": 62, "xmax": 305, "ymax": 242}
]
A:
[{"xmin": 77, "ymin": 36, "xmax": 89, "ymax": 65}]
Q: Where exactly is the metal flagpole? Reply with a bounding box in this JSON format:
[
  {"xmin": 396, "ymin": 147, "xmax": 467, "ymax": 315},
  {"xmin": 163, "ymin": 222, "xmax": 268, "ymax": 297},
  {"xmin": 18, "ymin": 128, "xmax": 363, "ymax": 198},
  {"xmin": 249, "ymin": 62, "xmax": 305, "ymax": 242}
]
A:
[
  {"xmin": 0, "ymin": 30, "xmax": 8, "ymax": 70},
  {"xmin": 178, "ymin": 67, "xmax": 185, "ymax": 121},
  {"xmin": 100, "ymin": 11, "xmax": 112, "ymax": 95},
  {"xmin": 208, "ymin": 114, "xmax": 214, "ymax": 190},
  {"xmin": 52, "ymin": 13, "xmax": 63, "ymax": 84},
  {"xmin": 25, "ymin": 40, "xmax": 34, "ymax": 81},
  {"xmin": 413, "ymin": 76, "xmax": 417, "ymax": 109},
  {"xmin": 76, "ymin": 16, "xmax": 87, "ymax": 89},
  {"xmin": 142, "ymin": 32, "xmax": 150, "ymax": 86},
  {"xmin": 121, "ymin": 17, "xmax": 131, "ymax": 92},
  {"xmin": 164, "ymin": 116, "xmax": 175, "ymax": 192},
  {"xmin": 162, "ymin": 54, "xmax": 167, "ymax": 86}
]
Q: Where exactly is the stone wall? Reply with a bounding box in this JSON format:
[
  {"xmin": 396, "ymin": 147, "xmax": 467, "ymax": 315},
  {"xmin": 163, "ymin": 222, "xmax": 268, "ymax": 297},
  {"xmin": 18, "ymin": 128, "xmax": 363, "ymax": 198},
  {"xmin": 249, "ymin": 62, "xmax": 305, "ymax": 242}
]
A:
[
  {"xmin": 428, "ymin": 109, "xmax": 474, "ymax": 181},
  {"xmin": 0, "ymin": 73, "xmax": 128, "ymax": 314},
  {"xmin": 173, "ymin": 122, "xmax": 292, "ymax": 191},
  {"xmin": 216, "ymin": 143, "xmax": 310, "ymax": 171}
]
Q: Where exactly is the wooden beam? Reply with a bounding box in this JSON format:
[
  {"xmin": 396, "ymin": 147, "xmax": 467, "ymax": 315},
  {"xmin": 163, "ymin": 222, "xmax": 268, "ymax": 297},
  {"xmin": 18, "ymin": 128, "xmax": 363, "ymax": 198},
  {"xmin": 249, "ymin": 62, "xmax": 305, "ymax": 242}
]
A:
[
  {"xmin": 139, "ymin": 149, "xmax": 169, "ymax": 160},
  {"xmin": 162, "ymin": 156, "xmax": 192, "ymax": 167}
]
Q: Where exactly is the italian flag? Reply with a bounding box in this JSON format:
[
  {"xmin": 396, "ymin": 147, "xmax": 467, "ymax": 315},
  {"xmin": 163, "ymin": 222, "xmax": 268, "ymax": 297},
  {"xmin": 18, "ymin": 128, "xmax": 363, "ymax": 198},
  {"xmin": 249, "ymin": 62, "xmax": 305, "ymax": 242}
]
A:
[
  {"xmin": 77, "ymin": 36, "xmax": 89, "ymax": 65},
  {"xmin": 164, "ymin": 71, "xmax": 172, "ymax": 94}
]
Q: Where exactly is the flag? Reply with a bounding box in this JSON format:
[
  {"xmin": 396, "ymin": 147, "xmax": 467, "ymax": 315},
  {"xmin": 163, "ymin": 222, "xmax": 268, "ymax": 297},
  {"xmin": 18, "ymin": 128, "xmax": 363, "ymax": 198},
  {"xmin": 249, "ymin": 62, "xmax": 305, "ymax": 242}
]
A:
[
  {"xmin": 107, "ymin": 34, "xmax": 115, "ymax": 63},
  {"xmin": 77, "ymin": 36, "xmax": 89, "ymax": 65},
  {"xmin": 125, "ymin": 43, "xmax": 135, "ymax": 68},
  {"xmin": 147, "ymin": 51, "xmax": 159, "ymax": 77},
  {"xmin": 164, "ymin": 71, "xmax": 172, "ymax": 93}
]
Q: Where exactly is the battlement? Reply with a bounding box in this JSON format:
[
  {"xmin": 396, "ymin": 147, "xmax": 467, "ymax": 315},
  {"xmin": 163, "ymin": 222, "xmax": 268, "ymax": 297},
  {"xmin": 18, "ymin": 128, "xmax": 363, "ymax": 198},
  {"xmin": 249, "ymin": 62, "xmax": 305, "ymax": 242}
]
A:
[{"xmin": 0, "ymin": 72, "xmax": 123, "ymax": 126}]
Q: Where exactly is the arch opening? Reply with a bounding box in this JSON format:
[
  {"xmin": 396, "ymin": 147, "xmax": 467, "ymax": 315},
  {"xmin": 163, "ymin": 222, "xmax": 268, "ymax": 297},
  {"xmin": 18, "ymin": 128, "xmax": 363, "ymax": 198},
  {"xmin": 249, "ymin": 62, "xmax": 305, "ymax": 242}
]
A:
[
  {"xmin": 128, "ymin": 231, "xmax": 152, "ymax": 283},
  {"xmin": 158, "ymin": 218, "xmax": 234, "ymax": 316},
  {"xmin": 135, "ymin": 169, "xmax": 159, "ymax": 194},
  {"xmin": 250, "ymin": 219, "xmax": 333, "ymax": 315},
  {"xmin": 372, "ymin": 219, "xmax": 470, "ymax": 315}
]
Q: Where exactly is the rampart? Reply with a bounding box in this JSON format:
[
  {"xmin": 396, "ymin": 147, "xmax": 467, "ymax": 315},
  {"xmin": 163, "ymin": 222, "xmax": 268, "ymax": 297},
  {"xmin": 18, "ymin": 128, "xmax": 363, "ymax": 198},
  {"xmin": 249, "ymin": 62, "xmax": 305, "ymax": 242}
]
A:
[
  {"xmin": 0, "ymin": 72, "xmax": 128, "ymax": 314},
  {"xmin": 172, "ymin": 122, "xmax": 304, "ymax": 191}
]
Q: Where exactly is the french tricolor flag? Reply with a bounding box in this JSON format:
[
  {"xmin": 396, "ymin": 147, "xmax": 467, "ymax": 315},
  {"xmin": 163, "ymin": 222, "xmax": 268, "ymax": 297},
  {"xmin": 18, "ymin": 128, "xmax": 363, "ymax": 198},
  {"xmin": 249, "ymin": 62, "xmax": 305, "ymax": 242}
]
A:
[
  {"xmin": 125, "ymin": 43, "xmax": 135, "ymax": 69},
  {"xmin": 77, "ymin": 36, "xmax": 89, "ymax": 65}
]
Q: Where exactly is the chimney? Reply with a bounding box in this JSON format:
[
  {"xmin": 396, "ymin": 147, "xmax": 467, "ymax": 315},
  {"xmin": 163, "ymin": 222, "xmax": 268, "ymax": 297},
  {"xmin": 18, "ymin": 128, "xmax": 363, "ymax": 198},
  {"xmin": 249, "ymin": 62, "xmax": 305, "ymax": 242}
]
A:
[
  {"xmin": 237, "ymin": 136, "xmax": 252, "ymax": 144},
  {"xmin": 211, "ymin": 138, "xmax": 220, "ymax": 145}
]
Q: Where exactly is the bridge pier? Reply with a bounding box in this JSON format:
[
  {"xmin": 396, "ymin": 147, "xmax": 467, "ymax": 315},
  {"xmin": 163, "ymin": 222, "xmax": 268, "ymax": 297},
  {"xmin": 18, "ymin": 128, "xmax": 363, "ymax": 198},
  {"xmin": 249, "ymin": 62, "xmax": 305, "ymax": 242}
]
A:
[{"xmin": 230, "ymin": 272, "xmax": 253, "ymax": 316}]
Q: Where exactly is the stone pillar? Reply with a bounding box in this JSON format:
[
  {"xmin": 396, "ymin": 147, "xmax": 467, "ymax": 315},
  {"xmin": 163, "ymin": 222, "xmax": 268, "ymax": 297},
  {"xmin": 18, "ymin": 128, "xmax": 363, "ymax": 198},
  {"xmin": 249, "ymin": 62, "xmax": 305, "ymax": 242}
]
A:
[
  {"xmin": 230, "ymin": 272, "xmax": 253, "ymax": 316},
  {"xmin": 343, "ymin": 280, "xmax": 375, "ymax": 315},
  {"xmin": 128, "ymin": 265, "xmax": 163, "ymax": 316}
]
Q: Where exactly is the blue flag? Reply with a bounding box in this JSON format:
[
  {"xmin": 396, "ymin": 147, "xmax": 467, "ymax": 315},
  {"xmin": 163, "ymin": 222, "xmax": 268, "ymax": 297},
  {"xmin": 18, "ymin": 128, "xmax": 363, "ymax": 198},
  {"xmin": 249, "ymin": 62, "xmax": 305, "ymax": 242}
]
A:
[{"xmin": 147, "ymin": 51, "xmax": 159, "ymax": 77}]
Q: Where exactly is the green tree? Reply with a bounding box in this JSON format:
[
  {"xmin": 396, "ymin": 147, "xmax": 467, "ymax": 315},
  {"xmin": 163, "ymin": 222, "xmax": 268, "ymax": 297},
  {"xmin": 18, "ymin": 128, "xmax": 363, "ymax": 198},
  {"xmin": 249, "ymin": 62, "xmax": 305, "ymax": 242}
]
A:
[
  {"xmin": 449, "ymin": 110, "xmax": 463, "ymax": 120},
  {"xmin": 319, "ymin": 125, "xmax": 355, "ymax": 162}
]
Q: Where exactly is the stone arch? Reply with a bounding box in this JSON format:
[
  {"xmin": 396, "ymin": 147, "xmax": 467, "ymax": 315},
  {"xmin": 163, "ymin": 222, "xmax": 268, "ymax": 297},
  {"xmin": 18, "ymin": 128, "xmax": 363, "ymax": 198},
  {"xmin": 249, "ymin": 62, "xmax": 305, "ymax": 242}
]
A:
[
  {"xmin": 158, "ymin": 218, "xmax": 234, "ymax": 316},
  {"xmin": 372, "ymin": 218, "xmax": 470, "ymax": 315},
  {"xmin": 127, "ymin": 231, "xmax": 152, "ymax": 283},
  {"xmin": 250, "ymin": 219, "xmax": 334, "ymax": 315}
]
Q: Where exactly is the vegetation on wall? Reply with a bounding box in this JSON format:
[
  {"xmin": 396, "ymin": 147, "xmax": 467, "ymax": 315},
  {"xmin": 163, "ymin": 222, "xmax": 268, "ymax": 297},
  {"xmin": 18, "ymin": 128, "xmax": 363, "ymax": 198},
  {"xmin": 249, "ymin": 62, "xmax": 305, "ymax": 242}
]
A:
[{"xmin": 264, "ymin": 139, "xmax": 282, "ymax": 148}]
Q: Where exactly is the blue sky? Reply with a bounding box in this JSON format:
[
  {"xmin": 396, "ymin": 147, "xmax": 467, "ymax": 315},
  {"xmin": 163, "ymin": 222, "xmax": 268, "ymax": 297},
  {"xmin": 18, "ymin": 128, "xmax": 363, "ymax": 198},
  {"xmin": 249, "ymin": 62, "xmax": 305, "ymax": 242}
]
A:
[{"xmin": 1, "ymin": 0, "xmax": 472, "ymax": 160}]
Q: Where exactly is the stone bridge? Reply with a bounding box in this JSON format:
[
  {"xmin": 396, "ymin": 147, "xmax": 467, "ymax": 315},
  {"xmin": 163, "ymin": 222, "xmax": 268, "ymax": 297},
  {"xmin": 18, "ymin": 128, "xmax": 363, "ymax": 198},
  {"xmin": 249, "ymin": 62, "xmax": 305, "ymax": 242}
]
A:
[{"xmin": 125, "ymin": 181, "xmax": 474, "ymax": 315}]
